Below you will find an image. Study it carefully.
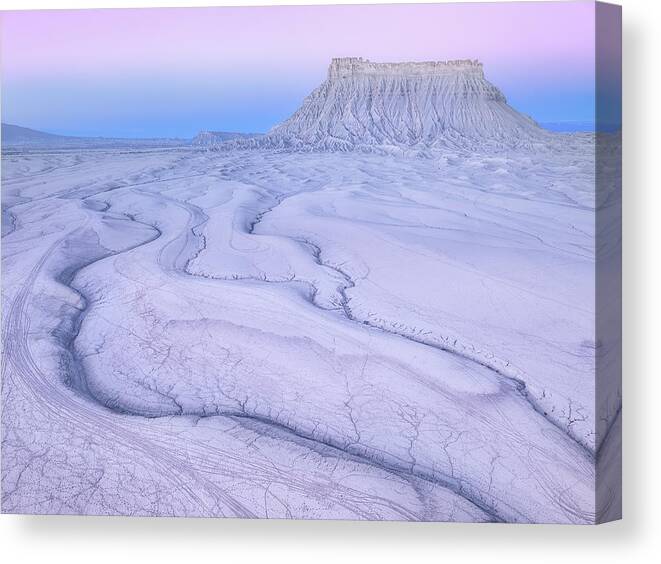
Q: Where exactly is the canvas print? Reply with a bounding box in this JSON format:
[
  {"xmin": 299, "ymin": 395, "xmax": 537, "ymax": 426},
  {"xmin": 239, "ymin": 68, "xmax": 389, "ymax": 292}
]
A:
[{"xmin": 0, "ymin": 1, "xmax": 621, "ymax": 523}]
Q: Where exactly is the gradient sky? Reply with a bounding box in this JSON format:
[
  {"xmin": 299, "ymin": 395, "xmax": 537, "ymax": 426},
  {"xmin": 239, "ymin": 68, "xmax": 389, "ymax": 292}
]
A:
[{"xmin": 1, "ymin": 2, "xmax": 602, "ymax": 138}]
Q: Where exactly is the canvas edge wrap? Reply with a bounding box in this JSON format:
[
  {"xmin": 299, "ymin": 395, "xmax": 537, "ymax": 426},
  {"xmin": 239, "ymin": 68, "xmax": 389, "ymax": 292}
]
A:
[{"xmin": 595, "ymin": 0, "xmax": 622, "ymax": 525}]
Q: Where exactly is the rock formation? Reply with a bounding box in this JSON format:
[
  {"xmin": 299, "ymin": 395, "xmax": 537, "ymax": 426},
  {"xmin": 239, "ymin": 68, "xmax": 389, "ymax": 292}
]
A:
[{"xmin": 224, "ymin": 57, "xmax": 549, "ymax": 152}]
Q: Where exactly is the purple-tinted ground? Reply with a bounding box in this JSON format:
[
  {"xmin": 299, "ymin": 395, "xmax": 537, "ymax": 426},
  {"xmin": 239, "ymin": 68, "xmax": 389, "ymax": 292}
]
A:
[{"xmin": 1, "ymin": 137, "xmax": 619, "ymax": 522}]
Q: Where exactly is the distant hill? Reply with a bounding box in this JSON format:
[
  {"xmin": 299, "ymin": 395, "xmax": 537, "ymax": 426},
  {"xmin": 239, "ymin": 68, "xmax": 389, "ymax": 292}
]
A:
[
  {"xmin": 192, "ymin": 130, "xmax": 262, "ymax": 147},
  {"xmin": 2, "ymin": 123, "xmax": 73, "ymax": 145},
  {"xmin": 1, "ymin": 122, "xmax": 188, "ymax": 150}
]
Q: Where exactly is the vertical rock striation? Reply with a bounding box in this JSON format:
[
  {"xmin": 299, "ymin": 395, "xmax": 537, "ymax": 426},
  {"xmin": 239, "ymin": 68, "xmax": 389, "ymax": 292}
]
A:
[{"xmin": 233, "ymin": 57, "xmax": 548, "ymax": 152}]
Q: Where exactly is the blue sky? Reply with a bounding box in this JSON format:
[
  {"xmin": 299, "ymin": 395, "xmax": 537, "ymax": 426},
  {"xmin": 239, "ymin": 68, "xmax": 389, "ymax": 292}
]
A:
[{"xmin": 1, "ymin": 3, "xmax": 615, "ymax": 138}]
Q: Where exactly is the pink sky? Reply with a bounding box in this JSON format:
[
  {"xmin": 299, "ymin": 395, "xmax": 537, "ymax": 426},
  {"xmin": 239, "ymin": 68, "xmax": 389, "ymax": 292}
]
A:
[
  {"xmin": 2, "ymin": 3, "xmax": 595, "ymax": 80},
  {"xmin": 0, "ymin": 2, "xmax": 599, "ymax": 137}
]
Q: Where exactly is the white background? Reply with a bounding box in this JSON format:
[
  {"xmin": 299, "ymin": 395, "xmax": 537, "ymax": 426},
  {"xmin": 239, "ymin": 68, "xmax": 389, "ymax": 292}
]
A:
[{"xmin": 0, "ymin": 0, "xmax": 658, "ymax": 562}]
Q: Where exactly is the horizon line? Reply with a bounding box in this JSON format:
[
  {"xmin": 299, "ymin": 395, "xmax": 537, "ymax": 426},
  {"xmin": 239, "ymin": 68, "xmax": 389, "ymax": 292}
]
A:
[{"xmin": 2, "ymin": 120, "xmax": 605, "ymax": 141}]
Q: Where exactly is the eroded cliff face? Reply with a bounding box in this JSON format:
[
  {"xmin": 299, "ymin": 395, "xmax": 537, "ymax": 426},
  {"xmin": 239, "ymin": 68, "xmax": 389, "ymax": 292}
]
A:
[{"xmin": 257, "ymin": 57, "xmax": 548, "ymax": 151}]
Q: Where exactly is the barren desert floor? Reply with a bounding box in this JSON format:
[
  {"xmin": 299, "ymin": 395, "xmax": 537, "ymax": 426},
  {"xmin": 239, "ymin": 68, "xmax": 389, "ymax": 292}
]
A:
[{"xmin": 1, "ymin": 144, "xmax": 619, "ymax": 522}]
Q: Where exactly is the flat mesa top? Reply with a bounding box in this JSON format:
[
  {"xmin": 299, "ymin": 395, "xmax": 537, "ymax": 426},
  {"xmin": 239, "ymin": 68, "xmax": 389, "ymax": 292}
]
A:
[{"xmin": 328, "ymin": 57, "xmax": 484, "ymax": 78}]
